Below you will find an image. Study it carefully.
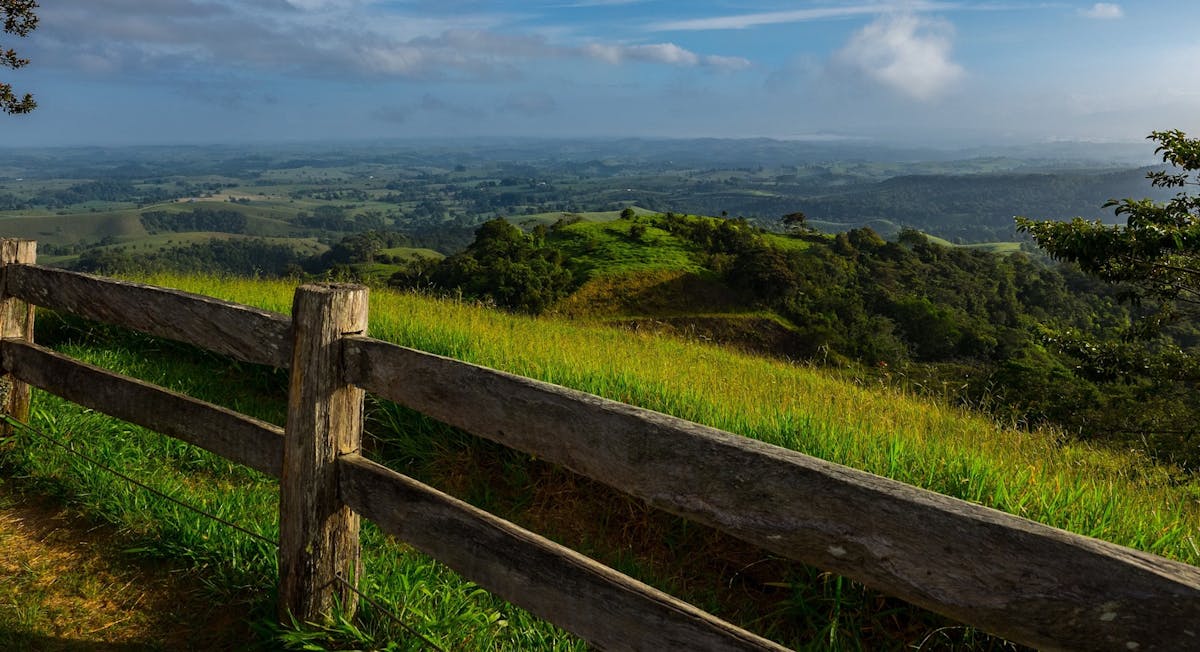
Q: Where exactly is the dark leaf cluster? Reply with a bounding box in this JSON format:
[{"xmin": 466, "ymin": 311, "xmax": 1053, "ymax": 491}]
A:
[{"xmin": 1, "ymin": 0, "xmax": 37, "ymax": 114}]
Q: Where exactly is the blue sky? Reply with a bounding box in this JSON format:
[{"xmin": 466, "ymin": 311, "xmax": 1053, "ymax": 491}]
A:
[{"xmin": 3, "ymin": 1, "xmax": 1198, "ymax": 147}]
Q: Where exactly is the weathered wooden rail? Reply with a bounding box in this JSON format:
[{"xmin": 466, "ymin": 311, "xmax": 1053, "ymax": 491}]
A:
[{"xmin": 1, "ymin": 238, "xmax": 1198, "ymax": 651}]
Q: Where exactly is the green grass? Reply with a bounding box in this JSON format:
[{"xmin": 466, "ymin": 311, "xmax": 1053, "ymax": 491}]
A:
[
  {"xmin": 0, "ymin": 482, "xmax": 259, "ymax": 650},
  {"xmin": 136, "ymin": 274, "xmax": 1199, "ymax": 567},
  {"xmin": 7, "ymin": 274, "xmax": 1199, "ymax": 649},
  {"xmin": 920, "ymin": 233, "xmax": 957, "ymax": 247},
  {"xmin": 351, "ymin": 261, "xmax": 405, "ymax": 282},
  {"xmin": 7, "ymin": 320, "xmax": 580, "ymax": 650},
  {"xmin": 379, "ymin": 246, "xmax": 445, "ymax": 261},
  {"xmin": 962, "ymin": 241, "xmax": 1023, "ymax": 254},
  {"xmin": 761, "ymin": 231, "xmax": 814, "ymax": 251},
  {"xmin": 516, "ymin": 207, "xmax": 652, "ymax": 226},
  {"xmin": 0, "ymin": 200, "xmax": 304, "ymax": 248},
  {"xmin": 551, "ymin": 220, "xmax": 705, "ymax": 279},
  {"xmin": 0, "ymin": 210, "xmax": 146, "ymax": 246}
]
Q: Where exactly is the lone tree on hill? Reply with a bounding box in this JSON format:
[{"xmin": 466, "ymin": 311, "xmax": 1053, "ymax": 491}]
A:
[
  {"xmin": 2, "ymin": 0, "xmax": 37, "ymax": 114},
  {"xmin": 1017, "ymin": 130, "xmax": 1200, "ymax": 324},
  {"xmin": 781, "ymin": 211, "xmax": 808, "ymax": 232}
]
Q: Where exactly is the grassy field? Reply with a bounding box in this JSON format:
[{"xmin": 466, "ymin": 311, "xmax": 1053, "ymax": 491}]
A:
[
  {"xmin": 92, "ymin": 231, "xmax": 328, "ymax": 255},
  {"xmin": 378, "ymin": 246, "xmax": 445, "ymax": 261},
  {"xmin": 552, "ymin": 219, "xmax": 706, "ymax": 279},
  {"xmin": 962, "ymin": 241, "xmax": 1023, "ymax": 254},
  {"xmin": 0, "ymin": 210, "xmax": 145, "ymax": 245},
  {"xmin": 516, "ymin": 207, "xmax": 655, "ymax": 226},
  {"xmin": 3, "ymin": 274, "xmax": 1198, "ymax": 649}
]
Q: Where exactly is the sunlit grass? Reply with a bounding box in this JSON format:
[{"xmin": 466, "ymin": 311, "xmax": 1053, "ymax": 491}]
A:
[
  {"xmin": 8, "ymin": 271, "xmax": 1197, "ymax": 649},
  {"xmin": 7, "ymin": 330, "xmax": 580, "ymax": 650},
  {"xmin": 139, "ymin": 272, "xmax": 1200, "ymax": 566}
]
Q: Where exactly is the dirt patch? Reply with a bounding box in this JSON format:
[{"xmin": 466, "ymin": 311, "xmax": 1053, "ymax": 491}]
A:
[{"xmin": 0, "ymin": 483, "xmax": 260, "ymax": 651}]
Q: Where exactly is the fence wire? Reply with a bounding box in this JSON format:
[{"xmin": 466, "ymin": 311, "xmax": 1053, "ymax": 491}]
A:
[
  {"xmin": 1, "ymin": 413, "xmax": 446, "ymax": 651},
  {"xmin": 2, "ymin": 414, "xmax": 276, "ymax": 545},
  {"xmin": 333, "ymin": 572, "xmax": 447, "ymax": 652}
]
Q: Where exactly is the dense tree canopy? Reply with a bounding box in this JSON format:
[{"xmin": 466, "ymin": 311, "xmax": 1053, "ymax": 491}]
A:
[
  {"xmin": 1017, "ymin": 130, "xmax": 1200, "ymax": 319},
  {"xmin": 402, "ymin": 218, "xmax": 576, "ymax": 313},
  {"xmin": 1016, "ymin": 130, "xmax": 1200, "ymax": 469},
  {"xmin": 2, "ymin": 0, "xmax": 37, "ymax": 114}
]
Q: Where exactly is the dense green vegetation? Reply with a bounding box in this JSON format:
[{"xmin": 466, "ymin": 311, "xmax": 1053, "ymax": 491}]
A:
[
  {"xmin": 72, "ymin": 238, "xmax": 306, "ymax": 277},
  {"xmin": 415, "ymin": 219, "xmax": 574, "ymax": 312},
  {"xmin": 140, "ymin": 207, "xmax": 248, "ymax": 234},
  {"xmin": 409, "ymin": 210, "xmax": 1199, "ymax": 472}
]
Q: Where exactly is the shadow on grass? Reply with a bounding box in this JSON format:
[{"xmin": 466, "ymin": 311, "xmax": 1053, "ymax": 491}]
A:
[{"xmin": 0, "ymin": 629, "xmax": 185, "ymax": 651}]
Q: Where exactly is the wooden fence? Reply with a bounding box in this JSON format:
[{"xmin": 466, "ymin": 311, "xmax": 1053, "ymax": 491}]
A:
[{"xmin": 1, "ymin": 238, "xmax": 1198, "ymax": 651}]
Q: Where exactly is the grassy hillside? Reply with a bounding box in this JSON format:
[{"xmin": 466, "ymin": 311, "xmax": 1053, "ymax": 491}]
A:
[
  {"xmin": 551, "ymin": 219, "xmax": 706, "ymax": 279},
  {"xmin": 517, "ymin": 207, "xmax": 653, "ymax": 226},
  {"xmin": 131, "ymin": 275, "xmax": 1200, "ymax": 564},
  {"xmin": 6, "ymin": 273, "xmax": 1198, "ymax": 648},
  {"xmin": 378, "ymin": 245, "xmax": 444, "ymax": 261},
  {"xmin": 0, "ymin": 210, "xmax": 145, "ymax": 244}
]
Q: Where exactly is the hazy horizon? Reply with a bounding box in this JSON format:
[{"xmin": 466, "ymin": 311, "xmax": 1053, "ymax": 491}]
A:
[{"xmin": 2, "ymin": 1, "xmax": 1198, "ymax": 149}]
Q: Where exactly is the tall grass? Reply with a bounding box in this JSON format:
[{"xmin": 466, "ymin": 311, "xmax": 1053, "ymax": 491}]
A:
[
  {"xmin": 8, "ymin": 317, "xmax": 580, "ymax": 650},
  {"xmin": 6, "ymin": 272, "xmax": 1199, "ymax": 649},
  {"xmin": 141, "ymin": 273, "xmax": 1200, "ymax": 566}
]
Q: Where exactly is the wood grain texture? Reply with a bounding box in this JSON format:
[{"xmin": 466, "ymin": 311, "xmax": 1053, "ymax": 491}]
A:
[
  {"xmin": 278, "ymin": 284, "xmax": 368, "ymax": 624},
  {"xmin": 4, "ymin": 264, "xmax": 291, "ymax": 368},
  {"xmin": 0, "ymin": 340, "xmax": 284, "ymax": 476},
  {"xmin": 0, "ymin": 240, "xmax": 36, "ymax": 434},
  {"xmin": 338, "ymin": 454, "xmax": 787, "ymax": 652},
  {"xmin": 344, "ymin": 336, "xmax": 1200, "ymax": 651}
]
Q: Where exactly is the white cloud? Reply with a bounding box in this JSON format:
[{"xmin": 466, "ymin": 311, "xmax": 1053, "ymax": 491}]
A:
[
  {"xmin": 649, "ymin": 2, "xmax": 957, "ymax": 31},
  {"xmin": 37, "ymin": 1, "xmax": 746, "ymax": 80},
  {"xmin": 1079, "ymin": 3, "xmax": 1123, "ymax": 19},
  {"xmin": 832, "ymin": 13, "xmax": 964, "ymax": 101},
  {"xmin": 582, "ymin": 42, "xmax": 749, "ymax": 70}
]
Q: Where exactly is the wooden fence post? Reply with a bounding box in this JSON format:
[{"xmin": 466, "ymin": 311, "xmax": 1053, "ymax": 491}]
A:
[
  {"xmin": 279, "ymin": 283, "xmax": 368, "ymax": 624},
  {"xmin": 0, "ymin": 239, "xmax": 36, "ymax": 435}
]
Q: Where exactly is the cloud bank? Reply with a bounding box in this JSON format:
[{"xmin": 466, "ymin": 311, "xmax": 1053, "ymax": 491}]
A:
[{"xmin": 35, "ymin": 0, "xmax": 748, "ymax": 81}]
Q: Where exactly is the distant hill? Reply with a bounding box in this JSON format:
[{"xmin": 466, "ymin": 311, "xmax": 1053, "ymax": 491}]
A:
[{"xmin": 797, "ymin": 167, "xmax": 1175, "ymax": 242}]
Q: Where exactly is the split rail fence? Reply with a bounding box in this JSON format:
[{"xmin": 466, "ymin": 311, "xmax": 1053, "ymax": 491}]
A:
[{"xmin": 1, "ymin": 239, "xmax": 1198, "ymax": 651}]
